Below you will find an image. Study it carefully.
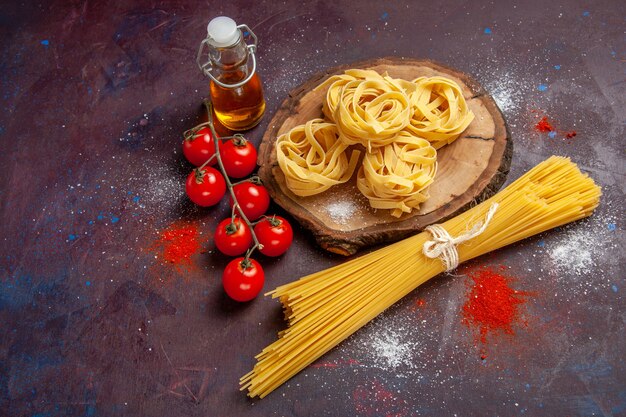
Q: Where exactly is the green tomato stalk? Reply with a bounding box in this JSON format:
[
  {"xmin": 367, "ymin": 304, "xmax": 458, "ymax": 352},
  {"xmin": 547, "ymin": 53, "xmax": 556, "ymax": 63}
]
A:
[{"xmin": 202, "ymin": 101, "xmax": 264, "ymax": 264}]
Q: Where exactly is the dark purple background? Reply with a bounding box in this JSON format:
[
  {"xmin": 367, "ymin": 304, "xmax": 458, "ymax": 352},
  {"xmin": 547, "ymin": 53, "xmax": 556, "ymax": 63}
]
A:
[{"xmin": 1, "ymin": 1, "xmax": 624, "ymax": 416}]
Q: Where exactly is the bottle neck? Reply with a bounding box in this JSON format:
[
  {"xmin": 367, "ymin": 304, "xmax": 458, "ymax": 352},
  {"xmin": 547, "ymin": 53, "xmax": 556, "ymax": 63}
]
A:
[{"xmin": 209, "ymin": 33, "xmax": 249, "ymax": 82}]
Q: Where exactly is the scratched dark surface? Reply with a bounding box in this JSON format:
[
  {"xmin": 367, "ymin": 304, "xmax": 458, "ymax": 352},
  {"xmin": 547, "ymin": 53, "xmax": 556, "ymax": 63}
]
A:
[{"xmin": 1, "ymin": 0, "xmax": 625, "ymax": 416}]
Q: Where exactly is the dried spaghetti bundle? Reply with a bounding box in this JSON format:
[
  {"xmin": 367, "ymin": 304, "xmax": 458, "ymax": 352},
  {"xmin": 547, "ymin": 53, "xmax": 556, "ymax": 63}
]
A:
[{"xmin": 241, "ymin": 156, "xmax": 601, "ymax": 398}]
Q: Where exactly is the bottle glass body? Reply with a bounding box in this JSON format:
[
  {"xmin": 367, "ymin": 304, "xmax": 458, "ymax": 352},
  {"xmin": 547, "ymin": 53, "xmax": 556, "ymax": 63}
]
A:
[{"xmin": 208, "ymin": 34, "xmax": 265, "ymax": 131}]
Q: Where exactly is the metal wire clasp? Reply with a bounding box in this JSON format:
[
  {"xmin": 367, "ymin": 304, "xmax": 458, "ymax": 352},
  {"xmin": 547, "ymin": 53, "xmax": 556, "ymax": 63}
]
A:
[{"xmin": 196, "ymin": 24, "xmax": 257, "ymax": 89}]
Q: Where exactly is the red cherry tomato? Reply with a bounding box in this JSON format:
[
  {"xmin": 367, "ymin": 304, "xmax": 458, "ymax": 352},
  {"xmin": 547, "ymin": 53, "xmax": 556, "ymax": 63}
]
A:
[
  {"xmin": 219, "ymin": 137, "xmax": 258, "ymax": 178},
  {"xmin": 254, "ymin": 216, "xmax": 293, "ymax": 257},
  {"xmin": 214, "ymin": 217, "xmax": 252, "ymax": 256},
  {"xmin": 230, "ymin": 182, "xmax": 270, "ymax": 220},
  {"xmin": 185, "ymin": 166, "xmax": 226, "ymax": 207},
  {"xmin": 222, "ymin": 257, "xmax": 265, "ymax": 302},
  {"xmin": 182, "ymin": 127, "xmax": 217, "ymax": 166}
]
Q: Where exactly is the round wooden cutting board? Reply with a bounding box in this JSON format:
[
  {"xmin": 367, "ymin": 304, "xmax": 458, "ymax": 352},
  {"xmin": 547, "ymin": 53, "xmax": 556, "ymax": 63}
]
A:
[{"xmin": 258, "ymin": 57, "xmax": 512, "ymax": 256}]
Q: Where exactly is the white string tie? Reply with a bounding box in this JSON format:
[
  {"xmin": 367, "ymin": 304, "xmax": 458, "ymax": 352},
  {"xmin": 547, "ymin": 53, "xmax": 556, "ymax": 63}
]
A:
[{"xmin": 422, "ymin": 202, "xmax": 499, "ymax": 271}]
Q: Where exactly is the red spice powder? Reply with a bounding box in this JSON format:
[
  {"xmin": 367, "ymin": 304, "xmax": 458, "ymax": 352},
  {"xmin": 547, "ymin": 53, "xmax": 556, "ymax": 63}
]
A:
[
  {"xmin": 535, "ymin": 116, "xmax": 554, "ymax": 132},
  {"xmin": 153, "ymin": 223, "xmax": 201, "ymax": 266},
  {"xmin": 534, "ymin": 114, "xmax": 577, "ymax": 140},
  {"xmin": 461, "ymin": 266, "xmax": 530, "ymax": 344},
  {"xmin": 410, "ymin": 298, "xmax": 426, "ymax": 312}
]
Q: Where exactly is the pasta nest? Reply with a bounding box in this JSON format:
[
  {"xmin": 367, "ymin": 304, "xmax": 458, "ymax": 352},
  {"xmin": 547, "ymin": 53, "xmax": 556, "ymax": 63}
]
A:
[
  {"xmin": 404, "ymin": 76, "xmax": 475, "ymax": 149},
  {"xmin": 318, "ymin": 69, "xmax": 413, "ymax": 151},
  {"xmin": 275, "ymin": 118, "xmax": 361, "ymax": 197},
  {"xmin": 276, "ymin": 69, "xmax": 474, "ymax": 217},
  {"xmin": 356, "ymin": 131, "xmax": 437, "ymax": 218}
]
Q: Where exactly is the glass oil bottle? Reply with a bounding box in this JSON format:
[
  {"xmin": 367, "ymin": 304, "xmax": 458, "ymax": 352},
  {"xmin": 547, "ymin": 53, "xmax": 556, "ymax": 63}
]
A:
[{"xmin": 197, "ymin": 16, "xmax": 266, "ymax": 131}]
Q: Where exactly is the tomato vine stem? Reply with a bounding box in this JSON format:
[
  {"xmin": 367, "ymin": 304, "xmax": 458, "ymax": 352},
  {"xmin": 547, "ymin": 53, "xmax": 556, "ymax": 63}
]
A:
[{"xmin": 200, "ymin": 101, "xmax": 263, "ymax": 263}]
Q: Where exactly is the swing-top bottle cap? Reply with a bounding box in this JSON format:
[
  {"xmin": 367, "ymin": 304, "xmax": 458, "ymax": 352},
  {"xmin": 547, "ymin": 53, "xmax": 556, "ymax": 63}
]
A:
[{"xmin": 207, "ymin": 16, "xmax": 240, "ymax": 48}]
